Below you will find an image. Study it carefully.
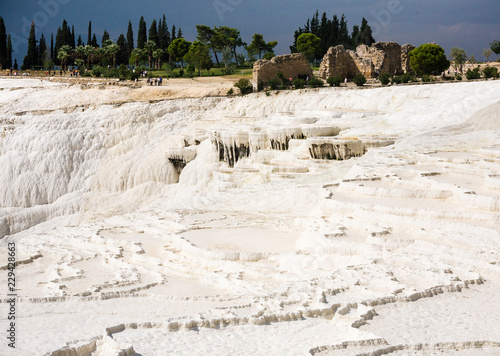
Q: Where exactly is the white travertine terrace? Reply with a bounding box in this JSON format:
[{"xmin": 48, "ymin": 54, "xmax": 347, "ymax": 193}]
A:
[{"xmin": 0, "ymin": 78, "xmax": 499, "ymax": 355}]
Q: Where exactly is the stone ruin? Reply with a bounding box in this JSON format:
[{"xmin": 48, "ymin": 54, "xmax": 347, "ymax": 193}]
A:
[
  {"xmin": 253, "ymin": 53, "xmax": 313, "ymax": 84},
  {"xmin": 319, "ymin": 42, "xmax": 415, "ymax": 79}
]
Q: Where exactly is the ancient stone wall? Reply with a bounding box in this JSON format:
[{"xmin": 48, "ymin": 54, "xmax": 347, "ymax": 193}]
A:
[
  {"xmin": 319, "ymin": 42, "xmax": 415, "ymax": 79},
  {"xmin": 401, "ymin": 44, "xmax": 416, "ymax": 74},
  {"xmin": 253, "ymin": 53, "xmax": 313, "ymax": 84}
]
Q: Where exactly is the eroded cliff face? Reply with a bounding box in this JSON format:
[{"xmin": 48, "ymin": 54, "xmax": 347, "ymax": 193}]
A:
[
  {"xmin": 319, "ymin": 42, "xmax": 415, "ymax": 79},
  {"xmin": 253, "ymin": 53, "xmax": 313, "ymax": 84}
]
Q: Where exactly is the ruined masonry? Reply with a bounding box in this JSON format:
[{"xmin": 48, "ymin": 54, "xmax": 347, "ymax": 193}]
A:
[
  {"xmin": 319, "ymin": 42, "xmax": 415, "ymax": 79},
  {"xmin": 253, "ymin": 53, "xmax": 313, "ymax": 84}
]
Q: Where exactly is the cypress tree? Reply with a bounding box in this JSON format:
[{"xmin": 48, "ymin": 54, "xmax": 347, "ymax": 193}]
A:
[
  {"xmin": 87, "ymin": 21, "xmax": 92, "ymax": 47},
  {"xmin": 38, "ymin": 33, "xmax": 47, "ymax": 66},
  {"xmin": 351, "ymin": 25, "xmax": 360, "ymax": 48},
  {"xmin": 359, "ymin": 18, "xmax": 375, "ymax": 46},
  {"xmin": 24, "ymin": 21, "xmax": 37, "ymax": 69},
  {"xmin": 148, "ymin": 19, "xmax": 158, "ymax": 45},
  {"xmin": 50, "ymin": 33, "xmax": 54, "ymax": 60},
  {"xmin": 137, "ymin": 16, "xmax": 147, "ymax": 49},
  {"xmin": 0, "ymin": 16, "xmax": 6, "ymax": 69},
  {"xmin": 7, "ymin": 34, "xmax": 12, "ymax": 68},
  {"xmin": 14, "ymin": 58, "xmax": 18, "ymax": 70},
  {"xmin": 102, "ymin": 30, "xmax": 110, "ymax": 47},
  {"xmin": 126, "ymin": 20, "xmax": 134, "ymax": 55},
  {"xmin": 91, "ymin": 34, "xmax": 98, "ymax": 47},
  {"xmin": 338, "ymin": 15, "xmax": 349, "ymax": 46},
  {"xmin": 77, "ymin": 35, "xmax": 83, "ymax": 47},
  {"xmin": 71, "ymin": 25, "xmax": 75, "ymax": 48},
  {"xmin": 54, "ymin": 27, "xmax": 62, "ymax": 64},
  {"xmin": 177, "ymin": 27, "xmax": 183, "ymax": 39},
  {"xmin": 171, "ymin": 24, "xmax": 176, "ymax": 42},
  {"xmin": 116, "ymin": 34, "xmax": 128, "ymax": 65},
  {"xmin": 158, "ymin": 14, "xmax": 169, "ymax": 49}
]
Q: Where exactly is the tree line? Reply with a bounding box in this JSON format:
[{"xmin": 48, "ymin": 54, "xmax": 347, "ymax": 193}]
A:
[
  {"xmin": 290, "ymin": 10, "xmax": 376, "ymax": 61},
  {"xmin": 1, "ymin": 13, "xmax": 499, "ymax": 74}
]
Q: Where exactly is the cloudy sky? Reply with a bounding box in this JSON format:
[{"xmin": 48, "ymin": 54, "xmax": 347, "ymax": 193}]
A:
[{"xmin": 1, "ymin": 0, "xmax": 499, "ymax": 64}]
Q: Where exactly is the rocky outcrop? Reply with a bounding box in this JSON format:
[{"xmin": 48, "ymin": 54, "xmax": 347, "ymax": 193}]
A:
[
  {"xmin": 319, "ymin": 42, "xmax": 415, "ymax": 79},
  {"xmin": 401, "ymin": 43, "xmax": 416, "ymax": 73},
  {"xmin": 253, "ymin": 53, "xmax": 313, "ymax": 84}
]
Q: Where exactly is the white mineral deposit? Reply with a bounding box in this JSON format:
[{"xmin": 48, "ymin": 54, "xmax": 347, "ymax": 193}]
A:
[{"xmin": 0, "ymin": 77, "xmax": 500, "ymax": 355}]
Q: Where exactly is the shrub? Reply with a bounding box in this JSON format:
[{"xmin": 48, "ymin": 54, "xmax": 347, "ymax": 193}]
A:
[
  {"xmin": 379, "ymin": 73, "xmax": 391, "ymax": 85},
  {"xmin": 227, "ymin": 88, "xmax": 234, "ymax": 95},
  {"xmin": 267, "ymin": 78, "xmax": 280, "ymax": 90},
  {"xmin": 422, "ymin": 74, "xmax": 432, "ymax": 82},
  {"xmin": 263, "ymin": 52, "xmax": 275, "ymax": 60},
  {"xmin": 292, "ymin": 78, "xmax": 306, "ymax": 89},
  {"xmin": 186, "ymin": 65, "xmax": 195, "ymax": 76},
  {"xmin": 104, "ymin": 68, "xmax": 119, "ymax": 78},
  {"xmin": 327, "ymin": 75, "xmax": 342, "ymax": 87},
  {"xmin": 455, "ymin": 74, "xmax": 462, "ymax": 81},
  {"xmin": 277, "ymin": 71, "xmax": 288, "ymax": 86},
  {"xmin": 257, "ymin": 80, "xmax": 264, "ymax": 91},
  {"xmin": 309, "ymin": 77, "xmax": 324, "ymax": 88},
  {"xmin": 466, "ymin": 67, "xmax": 481, "ymax": 80},
  {"xmin": 482, "ymin": 66, "xmax": 499, "ymax": 79},
  {"xmin": 91, "ymin": 66, "xmax": 104, "ymax": 77},
  {"xmin": 353, "ymin": 74, "xmax": 366, "ymax": 86},
  {"xmin": 400, "ymin": 73, "xmax": 414, "ymax": 83},
  {"xmin": 129, "ymin": 71, "xmax": 140, "ymax": 81},
  {"xmin": 234, "ymin": 78, "xmax": 253, "ymax": 95},
  {"xmin": 391, "ymin": 75, "xmax": 402, "ymax": 84},
  {"xmin": 409, "ymin": 43, "xmax": 450, "ymax": 76}
]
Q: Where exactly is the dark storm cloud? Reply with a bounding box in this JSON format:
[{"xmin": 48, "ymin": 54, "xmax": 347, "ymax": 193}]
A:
[{"xmin": 1, "ymin": 0, "xmax": 499, "ymax": 64}]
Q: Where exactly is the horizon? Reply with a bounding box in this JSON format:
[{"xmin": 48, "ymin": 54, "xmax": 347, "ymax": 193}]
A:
[{"xmin": 1, "ymin": 0, "xmax": 499, "ymax": 66}]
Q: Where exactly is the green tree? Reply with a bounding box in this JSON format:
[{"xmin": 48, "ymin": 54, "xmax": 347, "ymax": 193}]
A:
[
  {"xmin": 87, "ymin": 21, "xmax": 92, "ymax": 48},
  {"xmin": 74, "ymin": 45, "xmax": 86, "ymax": 65},
  {"xmin": 153, "ymin": 48, "xmax": 164, "ymax": 68},
  {"xmin": 184, "ymin": 41, "xmax": 212, "ymax": 76},
  {"xmin": 50, "ymin": 33, "xmax": 54, "ymax": 61},
  {"xmin": 137, "ymin": 16, "xmax": 147, "ymax": 49},
  {"xmin": 450, "ymin": 47, "xmax": 467, "ymax": 72},
  {"xmin": 168, "ymin": 38, "xmax": 191, "ymax": 67},
  {"xmin": 216, "ymin": 26, "xmax": 245, "ymax": 67},
  {"xmin": 482, "ymin": 48, "xmax": 492, "ymax": 62},
  {"xmin": 491, "ymin": 40, "xmax": 500, "ymax": 58},
  {"xmin": 6, "ymin": 34, "xmax": 12, "ymax": 69},
  {"xmin": 104, "ymin": 40, "xmax": 120, "ymax": 68},
  {"xmin": 143, "ymin": 40, "xmax": 157, "ymax": 68},
  {"xmin": 297, "ymin": 33, "xmax": 321, "ymax": 62},
  {"xmin": 0, "ymin": 16, "xmax": 6, "ymax": 69},
  {"xmin": 38, "ymin": 33, "xmax": 47, "ymax": 66},
  {"xmin": 246, "ymin": 33, "xmax": 277, "ymax": 59},
  {"xmin": 57, "ymin": 45, "xmax": 72, "ymax": 71},
  {"xmin": 116, "ymin": 34, "xmax": 128, "ymax": 65},
  {"xmin": 24, "ymin": 21, "xmax": 37, "ymax": 69},
  {"xmin": 148, "ymin": 19, "xmax": 158, "ymax": 45},
  {"xmin": 127, "ymin": 20, "xmax": 134, "ymax": 56},
  {"xmin": 409, "ymin": 43, "xmax": 450, "ymax": 76},
  {"xmin": 102, "ymin": 30, "xmax": 110, "ymax": 47},
  {"xmin": 130, "ymin": 47, "xmax": 145, "ymax": 67},
  {"xmin": 83, "ymin": 45, "xmax": 94, "ymax": 69},
  {"xmin": 358, "ymin": 18, "xmax": 375, "ymax": 46},
  {"xmin": 196, "ymin": 25, "xmax": 220, "ymax": 67}
]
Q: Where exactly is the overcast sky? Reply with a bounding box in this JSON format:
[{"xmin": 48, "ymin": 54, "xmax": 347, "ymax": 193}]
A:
[{"xmin": 1, "ymin": 0, "xmax": 499, "ymax": 64}]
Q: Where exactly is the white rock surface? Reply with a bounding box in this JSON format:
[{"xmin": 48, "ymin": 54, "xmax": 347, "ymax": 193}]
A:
[{"xmin": 0, "ymin": 78, "xmax": 499, "ymax": 355}]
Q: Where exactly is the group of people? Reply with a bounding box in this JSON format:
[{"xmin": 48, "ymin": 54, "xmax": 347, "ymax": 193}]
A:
[{"xmin": 146, "ymin": 77, "xmax": 163, "ymax": 86}]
